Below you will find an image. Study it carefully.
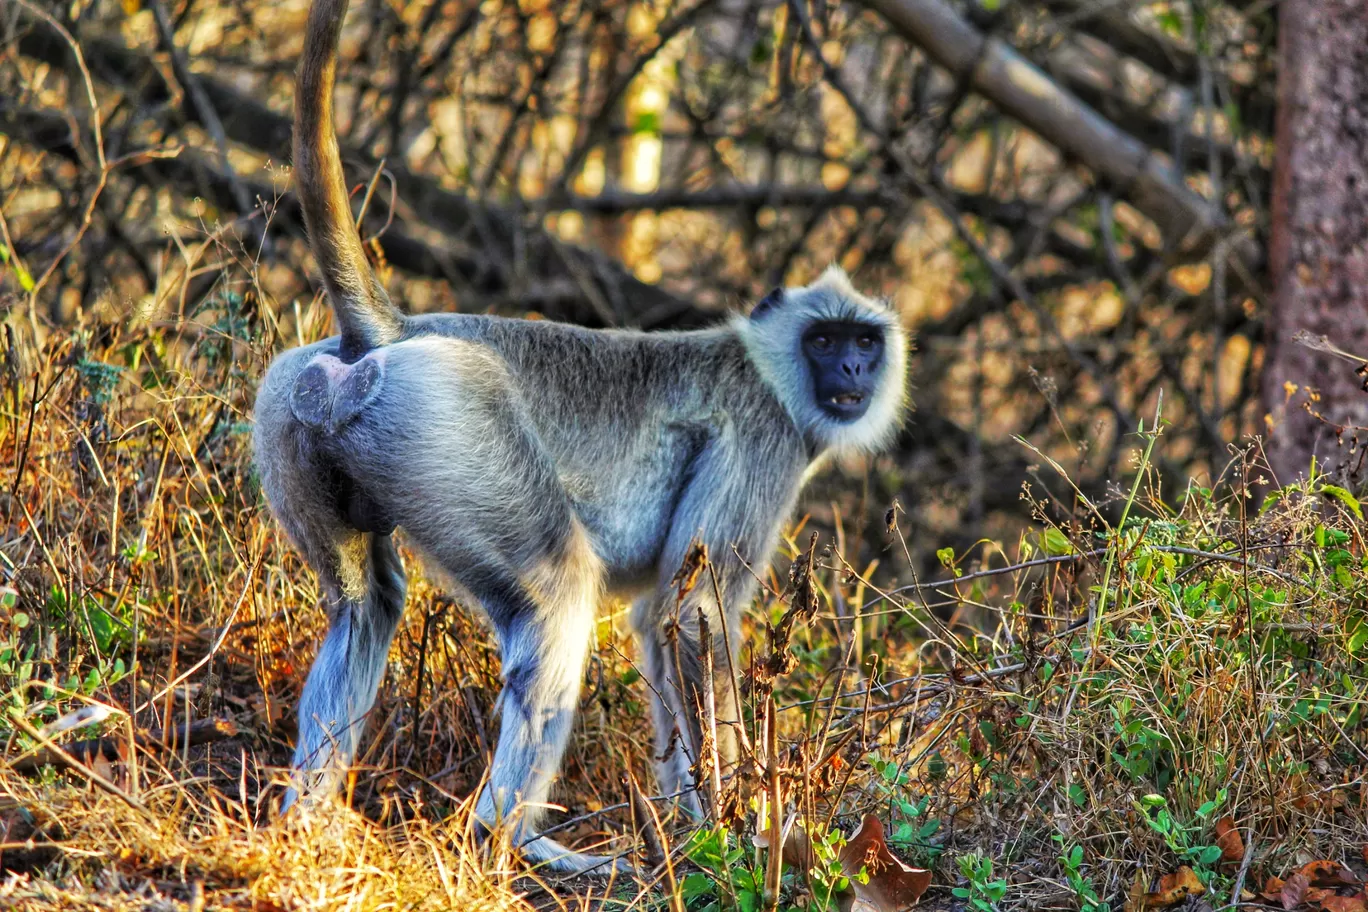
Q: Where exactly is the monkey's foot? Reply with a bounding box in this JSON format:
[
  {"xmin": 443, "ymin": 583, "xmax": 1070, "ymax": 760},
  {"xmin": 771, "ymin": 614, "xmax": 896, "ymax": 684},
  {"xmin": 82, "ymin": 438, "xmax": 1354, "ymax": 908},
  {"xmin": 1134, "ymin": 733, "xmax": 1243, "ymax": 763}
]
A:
[
  {"xmin": 277, "ymin": 765, "xmax": 347, "ymax": 818},
  {"xmin": 520, "ymin": 834, "xmax": 633, "ymax": 877}
]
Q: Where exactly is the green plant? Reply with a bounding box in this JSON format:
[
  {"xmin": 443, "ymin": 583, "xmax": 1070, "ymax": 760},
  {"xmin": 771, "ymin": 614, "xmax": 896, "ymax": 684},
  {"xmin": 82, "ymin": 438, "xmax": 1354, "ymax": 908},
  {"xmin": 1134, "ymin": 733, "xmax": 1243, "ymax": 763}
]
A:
[
  {"xmin": 953, "ymin": 853, "xmax": 1007, "ymax": 912},
  {"xmin": 1057, "ymin": 839, "xmax": 1110, "ymax": 912},
  {"xmin": 680, "ymin": 825, "xmax": 771, "ymax": 912},
  {"xmin": 869, "ymin": 753, "xmax": 943, "ymax": 863},
  {"xmin": 807, "ymin": 825, "xmax": 855, "ymax": 911},
  {"xmin": 680, "ymin": 820, "xmax": 874, "ymax": 912},
  {"xmin": 1135, "ymin": 792, "xmax": 1226, "ymax": 881}
]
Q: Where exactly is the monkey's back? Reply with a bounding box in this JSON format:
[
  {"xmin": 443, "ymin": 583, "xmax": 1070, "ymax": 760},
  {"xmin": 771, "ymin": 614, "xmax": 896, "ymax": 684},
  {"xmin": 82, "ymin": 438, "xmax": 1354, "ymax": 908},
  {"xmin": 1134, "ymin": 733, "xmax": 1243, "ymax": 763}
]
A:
[{"xmin": 401, "ymin": 312, "xmax": 806, "ymax": 582}]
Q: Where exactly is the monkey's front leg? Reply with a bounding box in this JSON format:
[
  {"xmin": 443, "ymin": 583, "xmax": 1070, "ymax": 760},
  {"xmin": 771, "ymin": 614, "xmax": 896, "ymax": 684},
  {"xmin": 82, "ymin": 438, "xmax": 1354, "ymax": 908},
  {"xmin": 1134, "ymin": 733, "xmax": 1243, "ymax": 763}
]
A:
[{"xmin": 634, "ymin": 594, "xmax": 743, "ymax": 819}]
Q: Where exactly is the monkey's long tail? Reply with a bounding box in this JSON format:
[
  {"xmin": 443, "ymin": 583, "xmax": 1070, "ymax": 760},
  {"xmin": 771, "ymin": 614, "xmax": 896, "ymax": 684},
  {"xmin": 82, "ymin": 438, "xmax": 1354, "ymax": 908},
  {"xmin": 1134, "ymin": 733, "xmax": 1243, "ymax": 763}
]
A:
[{"xmin": 295, "ymin": 0, "xmax": 405, "ymax": 358}]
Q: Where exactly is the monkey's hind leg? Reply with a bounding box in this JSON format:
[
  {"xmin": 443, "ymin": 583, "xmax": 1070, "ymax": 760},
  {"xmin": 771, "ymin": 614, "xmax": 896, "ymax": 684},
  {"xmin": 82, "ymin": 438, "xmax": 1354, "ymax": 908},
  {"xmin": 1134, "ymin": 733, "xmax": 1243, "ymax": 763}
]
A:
[
  {"xmin": 634, "ymin": 604, "xmax": 705, "ymax": 820},
  {"xmin": 254, "ymin": 345, "xmax": 409, "ymax": 812},
  {"xmin": 283, "ymin": 531, "xmax": 407, "ymax": 811},
  {"xmin": 474, "ymin": 525, "xmax": 628, "ymax": 875}
]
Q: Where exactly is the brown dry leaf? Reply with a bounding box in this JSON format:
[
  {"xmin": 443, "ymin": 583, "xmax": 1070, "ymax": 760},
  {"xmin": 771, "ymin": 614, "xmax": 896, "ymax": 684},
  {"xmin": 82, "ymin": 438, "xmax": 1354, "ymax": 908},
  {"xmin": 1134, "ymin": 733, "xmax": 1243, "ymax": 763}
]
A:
[
  {"xmin": 1300, "ymin": 860, "xmax": 1360, "ymax": 889},
  {"xmin": 1138, "ymin": 866, "xmax": 1206, "ymax": 909},
  {"xmin": 751, "ymin": 815, "xmax": 815, "ymax": 871},
  {"xmin": 1306, "ymin": 887, "xmax": 1337, "ymax": 904},
  {"xmin": 1214, "ymin": 817, "xmax": 1244, "ymax": 864},
  {"xmin": 1362, "ymin": 845, "xmax": 1368, "ymax": 867},
  {"xmin": 1322, "ymin": 895, "xmax": 1368, "ymax": 912},
  {"xmin": 838, "ymin": 814, "xmax": 932, "ymax": 911},
  {"xmin": 1264, "ymin": 876, "xmax": 1288, "ymax": 902},
  {"xmin": 1280, "ymin": 872, "xmax": 1310, "ymax": 910},
  {"xmin": 1125, "ymin": 870, "xmax": 1149, "ymax": 912},
  {"xmin": 669, "ymin": 541, "xmax": 707, "ymax": 605}
]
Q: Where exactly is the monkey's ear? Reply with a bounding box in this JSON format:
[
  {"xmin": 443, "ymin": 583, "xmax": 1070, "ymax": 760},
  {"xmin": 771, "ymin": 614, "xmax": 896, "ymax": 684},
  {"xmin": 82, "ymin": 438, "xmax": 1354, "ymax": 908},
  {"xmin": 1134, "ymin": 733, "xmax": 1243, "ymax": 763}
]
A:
[{"xmin": 750, "ymin": 286, "xmax": 785, "ymax": 319}]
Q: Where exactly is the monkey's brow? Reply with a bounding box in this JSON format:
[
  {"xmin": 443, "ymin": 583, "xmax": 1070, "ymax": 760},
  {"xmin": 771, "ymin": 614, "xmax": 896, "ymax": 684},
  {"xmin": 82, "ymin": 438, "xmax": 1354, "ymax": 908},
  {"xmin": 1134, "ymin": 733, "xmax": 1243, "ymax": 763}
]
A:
[
  {"xmin": 810, "ymin": 298, "xmax": 884, "ymax": 324},
  {"xmin": 817, "ymin": 317, "xmax": 885, "ymax": 332}
]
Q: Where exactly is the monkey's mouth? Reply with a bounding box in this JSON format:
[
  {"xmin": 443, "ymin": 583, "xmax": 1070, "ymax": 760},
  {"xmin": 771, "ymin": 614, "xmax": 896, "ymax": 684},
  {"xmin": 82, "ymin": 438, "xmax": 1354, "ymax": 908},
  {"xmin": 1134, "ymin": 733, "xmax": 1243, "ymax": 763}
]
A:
[{"xmin": 819, "ymin": 390, "xmax": 872, "ymax": 420}]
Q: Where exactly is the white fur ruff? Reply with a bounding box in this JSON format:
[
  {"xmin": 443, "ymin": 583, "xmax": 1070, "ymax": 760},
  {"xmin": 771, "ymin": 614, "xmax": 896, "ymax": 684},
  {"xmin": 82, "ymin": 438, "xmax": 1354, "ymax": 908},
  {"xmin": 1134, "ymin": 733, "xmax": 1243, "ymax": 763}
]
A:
[{"xmin": 733, "ymin": 265, "xmax": 909, "ymax": 455}]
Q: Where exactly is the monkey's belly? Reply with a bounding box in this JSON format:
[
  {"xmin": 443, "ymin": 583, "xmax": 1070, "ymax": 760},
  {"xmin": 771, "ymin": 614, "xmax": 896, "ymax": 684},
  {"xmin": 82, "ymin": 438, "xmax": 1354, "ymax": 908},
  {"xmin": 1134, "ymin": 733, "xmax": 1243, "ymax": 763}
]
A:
[
  {"xmin": 549, "ymin": 418, "xmax": 713, "ymax": 583},
  {"xmin": 570, "ymin": 481, "xmax": 679, "ymax": 582}
]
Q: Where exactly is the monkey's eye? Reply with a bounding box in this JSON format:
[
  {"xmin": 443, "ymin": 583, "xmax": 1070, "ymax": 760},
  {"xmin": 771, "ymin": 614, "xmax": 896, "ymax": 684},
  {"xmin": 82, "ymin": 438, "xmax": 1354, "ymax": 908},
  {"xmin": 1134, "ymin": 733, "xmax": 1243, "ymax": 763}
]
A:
[
  {"xmin": 810, "ymin": 335, "xmax": 833, "ymax": 351},
  {"xmin": 856, "ymin": 335, "xmax": 875, "ymax": 350}
]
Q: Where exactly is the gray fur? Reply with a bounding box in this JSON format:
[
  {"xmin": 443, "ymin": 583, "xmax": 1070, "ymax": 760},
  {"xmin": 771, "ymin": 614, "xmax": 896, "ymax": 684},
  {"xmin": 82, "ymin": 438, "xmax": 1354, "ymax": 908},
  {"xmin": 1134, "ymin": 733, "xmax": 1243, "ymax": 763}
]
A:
[{"xmin": 253, "ymin": 270, "xmax": 908, "ymax": 873}]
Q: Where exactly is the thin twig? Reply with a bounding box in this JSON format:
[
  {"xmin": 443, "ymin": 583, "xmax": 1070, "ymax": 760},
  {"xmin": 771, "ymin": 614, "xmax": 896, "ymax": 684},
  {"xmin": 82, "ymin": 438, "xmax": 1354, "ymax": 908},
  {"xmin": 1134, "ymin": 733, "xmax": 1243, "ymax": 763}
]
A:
[
  {"xmin": 149, "ymin": 0, "xmax": 255, "ymax": 217},
  {"xmin": 9, "ymin": 718, "xmax": 239, "ymax": 775},
  {"xmin": 7, "ymin": 713, "xmax": 147, "ymax": 814}
]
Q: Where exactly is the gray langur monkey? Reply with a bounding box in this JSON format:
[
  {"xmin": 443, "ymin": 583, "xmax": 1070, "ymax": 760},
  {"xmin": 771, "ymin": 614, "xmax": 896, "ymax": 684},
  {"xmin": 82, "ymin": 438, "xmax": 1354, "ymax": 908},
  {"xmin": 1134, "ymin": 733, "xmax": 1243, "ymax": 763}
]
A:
[{"xmin": 252, "ymin": 0, "xmax": 909, "ymax": 876}]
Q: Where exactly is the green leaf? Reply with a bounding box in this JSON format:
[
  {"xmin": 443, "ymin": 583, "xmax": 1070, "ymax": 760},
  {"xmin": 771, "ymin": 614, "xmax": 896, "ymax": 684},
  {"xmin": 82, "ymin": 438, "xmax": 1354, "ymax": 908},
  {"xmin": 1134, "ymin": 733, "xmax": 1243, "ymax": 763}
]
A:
[
  {"xmin": 1197, "ymin": 844, "xmax": 1223, "ymax": 865},
  {"xmin": 1042, "ymin": 528, "xmax": 1074, "ymax": 556},
  {"xmin": 1320, "ymin": 484, "xmax": 1364, "ymax": 519},
  {"xmin": 680, "ymin": 872, "xmax": 713, "ymax": 898},
  {"xmin": 1347, "ymin": 615, "xmax": 1368, "ymax": 654},
  {"xmin": 632, "ymin": 111, "xmax": 661, "ymax": 136},
  {"xmin": 0, "ymin": 244, "xmax": 35, "ymax": 293},
  {"xmin": 88, "ymin": 607, "xmax": 117, "ymax": 653}
]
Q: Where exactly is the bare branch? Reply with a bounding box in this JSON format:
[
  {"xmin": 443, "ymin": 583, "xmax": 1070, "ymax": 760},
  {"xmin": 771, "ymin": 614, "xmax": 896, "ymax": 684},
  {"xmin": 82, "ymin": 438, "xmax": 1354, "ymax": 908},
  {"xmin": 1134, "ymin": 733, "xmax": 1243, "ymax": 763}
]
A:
[
  {"xmin": 859, "ymin": 0, "xmax": 1258, "ymax": 265},
  {"xmin": 14, "ymin": 27, "xmax": 706, "ymax": 329}
]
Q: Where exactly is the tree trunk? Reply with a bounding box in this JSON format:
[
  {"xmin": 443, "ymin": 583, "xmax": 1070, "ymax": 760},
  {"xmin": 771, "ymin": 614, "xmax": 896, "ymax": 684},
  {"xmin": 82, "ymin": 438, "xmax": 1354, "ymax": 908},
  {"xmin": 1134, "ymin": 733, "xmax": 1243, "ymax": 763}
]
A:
[{"xmin": 1264, "ymin": 1, "xmax": 1368, "ymax": 484}]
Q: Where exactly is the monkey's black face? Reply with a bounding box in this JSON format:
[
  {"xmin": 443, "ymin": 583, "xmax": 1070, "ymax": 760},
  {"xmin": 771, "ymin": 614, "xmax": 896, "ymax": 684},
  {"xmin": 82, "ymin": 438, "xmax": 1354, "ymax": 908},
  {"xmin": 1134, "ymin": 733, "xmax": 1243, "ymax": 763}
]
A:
[{"xmin": 802, "ymin": 321, "xmax": 885, "ymax": 421}]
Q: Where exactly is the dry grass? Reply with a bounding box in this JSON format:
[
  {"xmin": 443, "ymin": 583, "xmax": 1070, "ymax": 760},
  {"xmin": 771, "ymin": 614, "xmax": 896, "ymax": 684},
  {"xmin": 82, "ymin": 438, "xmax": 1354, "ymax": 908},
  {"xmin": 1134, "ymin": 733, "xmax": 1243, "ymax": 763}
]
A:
[
  {"xmin": 0, "ymin": 783, "xmax": 535, "ymax": 911},
  {"xmin": 1, "ymin": 250, "xmax": 1367, "ymax": 911}
]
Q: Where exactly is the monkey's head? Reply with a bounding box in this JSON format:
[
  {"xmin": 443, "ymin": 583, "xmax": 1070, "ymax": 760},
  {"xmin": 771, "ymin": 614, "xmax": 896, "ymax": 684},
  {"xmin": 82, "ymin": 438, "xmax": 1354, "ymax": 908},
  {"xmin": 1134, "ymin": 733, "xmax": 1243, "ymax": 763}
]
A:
[{"xmin": 736, "ymin": 265, "xmax": 909, "ymax": 455}]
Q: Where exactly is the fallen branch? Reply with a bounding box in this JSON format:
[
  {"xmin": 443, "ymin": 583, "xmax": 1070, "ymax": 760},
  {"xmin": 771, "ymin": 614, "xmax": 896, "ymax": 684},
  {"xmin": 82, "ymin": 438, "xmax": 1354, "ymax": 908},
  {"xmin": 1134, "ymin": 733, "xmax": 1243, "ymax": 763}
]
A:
[
  {"xmin": 9, "ymin": 717, "xmax": 239, "ymax": 775},
  {"xmin": 860, "ymin": 0, "xmax": 1258, "ymax": 266},
  {"xmin": 1040, "ymin": 0, "xmax": 1273, "ymax": 122}
]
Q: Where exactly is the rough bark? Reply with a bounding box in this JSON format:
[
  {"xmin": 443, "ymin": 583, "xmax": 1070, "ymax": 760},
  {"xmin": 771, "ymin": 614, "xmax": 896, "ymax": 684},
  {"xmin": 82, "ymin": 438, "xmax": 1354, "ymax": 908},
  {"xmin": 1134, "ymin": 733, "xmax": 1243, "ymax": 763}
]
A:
[{"xmin": 1264, "ymin": 0, "xmax": 1368, "ymax": 483}]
